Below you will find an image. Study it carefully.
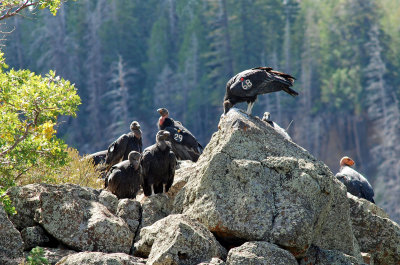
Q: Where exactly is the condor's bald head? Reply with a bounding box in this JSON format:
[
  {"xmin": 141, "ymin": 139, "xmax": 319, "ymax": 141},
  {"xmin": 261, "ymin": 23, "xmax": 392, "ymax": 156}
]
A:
[
  {"xmin": 156, "ymin": 130, "xmax": 170, "ymax": 141},
  {"xmin": 128, "ymin": 151, "xmax": 141, "ymax": 170},
  {"xmin": 130, "ymin": 121, "xmax": 142, "ymax": 139},
  {"xmin": 340, "ymin": 156, "xmax": 355, "ymax": 167}
]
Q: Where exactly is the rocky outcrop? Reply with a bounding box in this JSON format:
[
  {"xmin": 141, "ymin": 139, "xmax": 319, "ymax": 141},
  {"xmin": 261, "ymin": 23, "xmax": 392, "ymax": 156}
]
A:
[
  {"xmin": 298, "ymin": 245, "xmax": 365, "ymax": 265},
  {"xmin": 348, "ymin": 194, "xmax": 400, "ymax": 265},
  {"xmin": 134, "ymin": 214, "xmax": 227, "ymax": 264},
  {"xmin": 173, "ymin": 109, "xmax": 357, "ymax": 258},
  {"xmin": 0, "ymin": 205, "xmax": 24, "ymax": 262},
  {"xmin": 226, "ymin": 241, "xmax": 297, "ymax": 265},
  {"xmin": 56, "ymin": 252, "xmax": 146, "ymax": 265},
  {"xmin": 3, "ymin": 108, "xmax": 400, "ymax": 265}
]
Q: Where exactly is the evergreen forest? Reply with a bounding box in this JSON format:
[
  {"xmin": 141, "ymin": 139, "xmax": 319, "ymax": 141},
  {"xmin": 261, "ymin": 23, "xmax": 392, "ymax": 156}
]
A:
[{"xmin": 2, "ymin": 0, "xmax": 400, "ymax": 222}]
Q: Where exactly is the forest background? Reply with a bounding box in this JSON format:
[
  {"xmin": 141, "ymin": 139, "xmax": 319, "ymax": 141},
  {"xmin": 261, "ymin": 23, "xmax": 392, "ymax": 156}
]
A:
[{"xmin": 2, "ymin": 0, "xmax": 400, "ymax": 222}]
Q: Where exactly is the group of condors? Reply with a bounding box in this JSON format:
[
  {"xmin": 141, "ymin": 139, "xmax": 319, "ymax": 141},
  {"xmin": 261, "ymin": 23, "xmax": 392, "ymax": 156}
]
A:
[{"xmin": 88, "ymin": 66, "xmax": 375, "ymax": 204}]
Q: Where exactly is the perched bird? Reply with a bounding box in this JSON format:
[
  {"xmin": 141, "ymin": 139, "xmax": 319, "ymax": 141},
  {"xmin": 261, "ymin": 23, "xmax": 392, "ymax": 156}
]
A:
[
  {"xmin": 157, "ymin": 108, "xmax": 203, "ymax": 162},
  {"xmin": 84, "ymin": 150, "xmax": 107, "ymax": 165},
  {"xmin": 262, "ymin": 112, "xmax": 292, "ymax": 141},
  {"xmin": 335, "ymin": 156, "xmax": 375, "ymax": 203},
  {"xmin": 140, "ymin": 130, "xmax": 176, "ymax": 196},
  {"xmin": 105, "ymin": 151, "xmax": 141, "ymax": 199},
  {"xmin": 223, "ymin": 67, "xmax": 298, "ymax": 115},
  {"xmin": 105, "ymin": 121, "xmax": 143, "ymax": 167}
]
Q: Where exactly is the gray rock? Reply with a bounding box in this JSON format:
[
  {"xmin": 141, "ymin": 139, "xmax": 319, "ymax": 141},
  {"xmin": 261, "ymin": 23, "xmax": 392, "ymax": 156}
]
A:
[
  {"xmin": 98, "ymin": 189, "xmax": 119, "ymax": 214},
  {"xmin": 34, "ymin": 184, "xmax": 134, "ymax": 253},
  {"xmin": 21, "ymin": 226, "xmax": 50, "ymax": 250},
  {"xmin": 197, "ymin": 258, "xmax": 226, "ymax": 265},
  {"xmin": 134, "ymin": 214, "xmax": 227, "ymax": 264},
  {"xmin": 174, "ymin": 109, "xmax": 351, "ymax": 257},
  {"xmin": 0, "ymin": 205, "xmax": 24, "ymax": 260},
  {"xmin": 6, "ymin": 184, "xmax": 48, "ymax": 230},
  {"xmin": 117, "ymin": 199, "xmax": 141, "ymax": 234},
  {"xmin": 298, "ymin": 245, "xmax": 366, "ymax": 265},
  {"xmin": 312, "ymin": 179, "xmax": 362, "ymax": 260},
  {"xmin": 140, "ymin": 194, "xmax": 173, "ymax": 229},
  {"xmin": 348, "ymin": 194, "xmax": 400, "ymax": 265},
  {"xmin": 56, "ymin": 251, "xmax": 146, "ymax": 265},
  {"xmin": 24, "ymin": 247, "xmax": 76, "ymax": 265},
  {"xmin": 226, "ymin": 241, "xmax": 297, "ymax": 265}
]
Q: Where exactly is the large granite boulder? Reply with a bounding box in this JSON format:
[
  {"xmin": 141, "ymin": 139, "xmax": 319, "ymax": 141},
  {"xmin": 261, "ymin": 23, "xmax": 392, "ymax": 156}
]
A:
[
  {"xmin": 348, "ymin": 194, "xmax": 400, "ymax": 264},
  {"xmin": 0, "ymin": 205, "xmax": 24, "ymax": 263},
  {"xmin": 27, "ymin": 184, "xmax": 134, "ymax": 253},
  {"xmin": 134, "ymin": 214, "xmax": 227, "ymax": 264},
  {"xmin": 226, "ymin": 241, "xmax": 297, "ymax": 265},
  {"xmin": 56, "ymin": 252, "xmax": 146, "ymax": 265},
  {"xmin": 173, "ymin": 109, "xmax": 357, "ymax": 257}
]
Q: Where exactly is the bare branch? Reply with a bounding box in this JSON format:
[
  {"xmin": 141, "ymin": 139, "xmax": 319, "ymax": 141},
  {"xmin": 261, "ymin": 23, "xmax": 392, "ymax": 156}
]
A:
[
  {"xmin": 0, "ymin": 1, "xmax": 39, "ymax": 21},
  {"xmin": 0, "ymin": 109, "xmax": 41, "ymax": 157}
]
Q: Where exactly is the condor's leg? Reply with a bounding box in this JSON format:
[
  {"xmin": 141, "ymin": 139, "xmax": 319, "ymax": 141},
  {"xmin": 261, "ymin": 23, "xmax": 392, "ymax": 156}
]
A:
[
  {"xmin": 151, "ymin": 184, "xmax": 155, "ymax": 196},
  {"xmin": 246, "ymin": 101, "xmax": 255, "ymax": 115}
]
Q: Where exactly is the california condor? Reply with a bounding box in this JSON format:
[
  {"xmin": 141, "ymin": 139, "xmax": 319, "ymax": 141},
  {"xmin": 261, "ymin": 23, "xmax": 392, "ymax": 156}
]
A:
[
  {"xmin": 335, "ymin": 156, "xmax": 375, "ymax": 203},
  {"xmin": 157, "ymin": 108, "xmax": 203, "ymax": 162},
  {"xmin": 140, "ymin": 130, "xmax": 176, "ymax": 196},
  {"xmin": 85, "ymin": 150, "xmax": 107, "ymax": 165},
  {"xmin": 262, "ymin": 112, "xmax": 292, "ymax": 141},
  {"xmin": 223, "ymin": 67, "xmax": 298, "ymax": 115},
  {"xmin": 105, "ymin": 151, "xmax": 141, "ymax": 199},
  {"xmin": 105, "ymin": 121, "xmax": 143, "ymax": 167}
]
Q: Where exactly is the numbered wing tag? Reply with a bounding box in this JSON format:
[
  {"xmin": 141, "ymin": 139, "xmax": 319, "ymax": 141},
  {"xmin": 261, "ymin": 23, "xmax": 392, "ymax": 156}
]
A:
[
  {"xmin": 173, "ymin": 133, "xmax": 183, "ymax": 143},
  {"xmin": 241, "ymin": 78, "xmax": 253, "ymax": 90}
]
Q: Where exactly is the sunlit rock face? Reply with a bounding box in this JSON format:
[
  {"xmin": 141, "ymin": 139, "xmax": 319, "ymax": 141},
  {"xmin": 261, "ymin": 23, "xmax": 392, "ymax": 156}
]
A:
[{"xmin": 173, "ymin": 108, "xmax": 359, "ymax": 258}]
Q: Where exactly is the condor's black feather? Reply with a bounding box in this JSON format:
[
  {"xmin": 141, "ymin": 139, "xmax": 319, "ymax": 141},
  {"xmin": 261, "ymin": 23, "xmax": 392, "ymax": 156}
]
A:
[
  {"xmin": 140, "ymin": 130, "xmax": 176, "ymax": 196},
  {"xmin": 224, "ymin": 67, "xmax": 298, "ymax": 114}
]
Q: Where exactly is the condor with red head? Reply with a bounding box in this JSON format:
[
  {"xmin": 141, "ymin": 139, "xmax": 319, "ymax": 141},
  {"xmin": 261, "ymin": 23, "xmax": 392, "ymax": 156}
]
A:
[
  {"xmin": 157, "ymin": 108, "xmax": 203, "ymax": 162},
  {"xmin": 335, "ymin": 156, "xmax": 375, "ymax": 203}
]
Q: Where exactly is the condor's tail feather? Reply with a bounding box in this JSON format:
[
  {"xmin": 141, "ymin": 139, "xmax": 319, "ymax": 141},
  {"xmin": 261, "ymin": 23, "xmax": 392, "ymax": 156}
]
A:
[{"xmin": 283, "ymin": 86, "xmax": 299, "ymax": 97}]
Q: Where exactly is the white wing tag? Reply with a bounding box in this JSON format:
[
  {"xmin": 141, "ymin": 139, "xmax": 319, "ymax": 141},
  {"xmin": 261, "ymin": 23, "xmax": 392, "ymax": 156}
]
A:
[
  {"xmin": 174, "ymin": 133, "xmax": 183, "ymax": 142},
  {"xmin": 241, "ymin": 79, "xmax": 253, "ymax": 90}
]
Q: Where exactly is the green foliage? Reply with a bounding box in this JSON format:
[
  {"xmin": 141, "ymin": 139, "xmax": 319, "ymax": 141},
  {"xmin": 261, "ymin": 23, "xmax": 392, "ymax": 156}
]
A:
[
  {"xmin": 0, "ymin": 51, "xmax": 81, "ymax": 183},
  {"xmin": 24, "ymin": 247, "xmax": 49, "ymax": 265},
  {"xmin": 0, "ymin": 190, "xmax": 16, "ymax": 215}
]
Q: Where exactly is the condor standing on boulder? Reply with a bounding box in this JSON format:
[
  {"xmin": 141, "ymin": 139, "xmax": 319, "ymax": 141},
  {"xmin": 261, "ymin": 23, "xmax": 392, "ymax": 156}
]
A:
[
  {"xmin": 105, "ymin": 121, "xmax": 143, "ymax": 167},
  {"xmin": 140, "ymin": 130, "xmax": 176, "ymax": 196},
  {"xmin": 157, "ymin": 108, "xmax": 203, "ymax": 162},
  {"xmin": 335, "ymin": 156, "xmax": 375, "ymax": 203},
  {"xmin": 223, "ymin": 67, "xmax": 298, "ymax": 115},
  {"xmin": 105, "ymin": 151, "xmax": 141, "ymax": 199}
]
